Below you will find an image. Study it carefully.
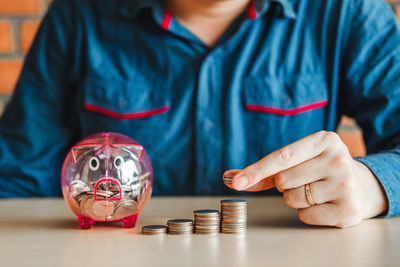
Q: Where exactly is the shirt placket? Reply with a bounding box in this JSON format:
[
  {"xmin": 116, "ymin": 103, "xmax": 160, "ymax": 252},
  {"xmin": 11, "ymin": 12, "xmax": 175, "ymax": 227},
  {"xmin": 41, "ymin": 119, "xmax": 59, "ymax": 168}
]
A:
[{"xmin": 195, "ymin": 53, "xmax": 224, "ymax": 194}]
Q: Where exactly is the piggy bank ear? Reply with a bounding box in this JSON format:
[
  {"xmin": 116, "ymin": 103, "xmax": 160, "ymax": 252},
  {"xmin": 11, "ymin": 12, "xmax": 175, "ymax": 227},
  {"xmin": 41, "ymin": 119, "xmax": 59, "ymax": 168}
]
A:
[
  {"xmin": 71, "ymin": 144, "xmax": 102, "ymax": 163},
  {"xmin": 113, "ymin": 144, "xmax": 144, "ymax": 162}
]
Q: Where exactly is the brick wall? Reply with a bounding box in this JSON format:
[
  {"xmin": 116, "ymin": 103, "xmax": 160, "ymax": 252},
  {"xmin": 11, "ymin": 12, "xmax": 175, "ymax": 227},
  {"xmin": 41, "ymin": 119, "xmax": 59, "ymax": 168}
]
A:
[
  {"xmin": 0, "ymin": 0, "xmax": 51, "ymax": 114},
  {"xmin": 0, "ymin": 0, "xmax": 399, "ymax": 156}
]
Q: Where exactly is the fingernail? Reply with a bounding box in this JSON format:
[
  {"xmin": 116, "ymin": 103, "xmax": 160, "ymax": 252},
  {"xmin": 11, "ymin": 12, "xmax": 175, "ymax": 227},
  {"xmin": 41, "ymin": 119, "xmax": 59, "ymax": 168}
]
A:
[{"xmin": 235, "ymin": 176, "xmax": 248, "ymax": 189}]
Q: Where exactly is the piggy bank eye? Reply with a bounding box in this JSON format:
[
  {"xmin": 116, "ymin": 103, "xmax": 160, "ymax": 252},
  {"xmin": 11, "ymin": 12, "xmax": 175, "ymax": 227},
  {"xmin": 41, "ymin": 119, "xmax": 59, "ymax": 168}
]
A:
[
  {"xmin": 114, "ymin": 156, "xmax": 124, "ymax": 169},
  {"xmin": 89, "ymin": 157, "xmax": 100, "ymax": 171}
]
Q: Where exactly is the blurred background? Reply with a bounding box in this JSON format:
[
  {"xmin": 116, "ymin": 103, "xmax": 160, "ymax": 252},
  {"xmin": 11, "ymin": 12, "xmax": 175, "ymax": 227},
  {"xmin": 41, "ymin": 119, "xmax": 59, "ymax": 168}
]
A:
[{"xmin": 0, "ymin": 0, "xmax": 399, "ymax": 157}]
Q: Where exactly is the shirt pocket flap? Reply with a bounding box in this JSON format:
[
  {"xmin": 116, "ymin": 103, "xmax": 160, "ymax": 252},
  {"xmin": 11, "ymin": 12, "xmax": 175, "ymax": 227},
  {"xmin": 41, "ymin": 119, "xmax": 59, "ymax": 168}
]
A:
[
  {"xmin": 82, "ymin": 77, "xmax": 170, "ymax": 119},
  {"xmin": 243, "ymin": 75, "xmax": 328, "ymax": 115}
]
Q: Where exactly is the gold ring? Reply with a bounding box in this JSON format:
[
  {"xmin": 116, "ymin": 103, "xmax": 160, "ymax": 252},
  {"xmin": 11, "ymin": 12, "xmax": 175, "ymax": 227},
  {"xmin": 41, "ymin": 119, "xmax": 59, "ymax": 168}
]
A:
[{"xmin": 305, "ymin": 183, "xmax": 316, "ymax": 206}]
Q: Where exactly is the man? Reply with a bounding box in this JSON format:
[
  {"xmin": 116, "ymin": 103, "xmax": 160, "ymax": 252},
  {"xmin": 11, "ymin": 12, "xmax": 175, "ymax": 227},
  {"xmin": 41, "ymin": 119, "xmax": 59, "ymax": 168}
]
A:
[{"xmin": 0, "ymin": 0, "xmax": 399, "ymax": 228}]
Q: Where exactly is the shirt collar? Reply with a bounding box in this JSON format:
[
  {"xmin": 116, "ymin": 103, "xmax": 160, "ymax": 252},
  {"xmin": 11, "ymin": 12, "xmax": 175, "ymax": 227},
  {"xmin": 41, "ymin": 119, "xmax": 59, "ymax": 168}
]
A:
[
  {"xmin": 117, "ymin": 0, "xmax": 164, "ymax": 18},
  {"xmin": 255, "ymin": 0, "xmax": 297, "ymax": 19},
  {"xmin": 117, "ymin": 0, "xmax": 297, "ymax": 20}
]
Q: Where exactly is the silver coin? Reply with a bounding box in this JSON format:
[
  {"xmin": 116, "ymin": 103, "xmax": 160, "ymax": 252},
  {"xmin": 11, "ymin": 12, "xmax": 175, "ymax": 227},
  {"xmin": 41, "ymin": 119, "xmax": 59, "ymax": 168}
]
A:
[
  {"xmin": 72, "ymin": 191, "xmax": 87, "ymax": 202},
  {"xmin": 222, "ymin": 174, "xmax": 233, "ymax": 185},
  {"xmin": 71, "ymin": 180, "xmax": 89, "ymax": 187},
  {"xmin": 221, "ymin": 206, "xmax": 248, "ymax": 210},
  {"xmin": 81, "ymin": 195, "xmax": 96, "ymax": 218},
  {"xmin": 195, "ymin": 228, "xmax": 220, "ymax": 231},
  {"xmin": 121, "ymin": 185, "xmax": 132, "ymax": 192},
  {"xmin": 221, "ymin": 225, "xmax": 247, "ymax": 228},
  {"xmin": 195, "ymin": 218, "xmax": 220, "ymax": 223},
  {"xmin": 221, "ymin": 231, "xmax": 246, "ymax": 234},
  {"xmin": 221, "ymin": 215, "xmax": 247, "ymax": 219},
  {"xmin": 195, "ymin": 220, "xmax": 220, "ymax": 224},
  {"xmin": 70, "ymin": 181, "xmax": 90, "ymax": 199},
  {"xmin": 195, "ymin": 226, "xmax": 220, "ymax": 230},
  {"xmin": 195, "ymin": 221, "xmax": 220, "ymax": 225},
  {"xmin": 114, "ymin": 199, "xmax": 137, "ymax": 219},
  {"xmin": 168, "ymin": 226, "xmax": 194, "ymax": 231},
  {"xmin": 221, "ymin": 221, "xmax": 247, "ymax": 226},
  {"xmin": 86, "ymin": 190, "xmax": 112, "ymax": 198},
  {"xmin": 194, "ymin": 209, "xmax": 220, "ymax": 215},
  {"xmin": 222, "ymin": 216, "xmax": 247, "ymax": 219},
  {"xmin": 92, "ymin": 201, "xmax": 115, "ymax": 218},
  {"xmin": 167, "ymin": 219, "xmax": 193, "ymax": 226},
  {"xmin": 142, "ymin": 225, "xmax": 167, "ymax": 235},
  {"xmin": 168, "ymin": 226, "xmax": 194, "ymax": 230}
]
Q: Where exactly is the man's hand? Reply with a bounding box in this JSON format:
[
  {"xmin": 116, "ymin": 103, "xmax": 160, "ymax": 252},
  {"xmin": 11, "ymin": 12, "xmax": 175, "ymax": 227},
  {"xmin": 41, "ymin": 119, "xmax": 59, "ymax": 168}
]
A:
[{"xmin": 224, "ymin": 131, "xmax": 388, "ymax": 228}]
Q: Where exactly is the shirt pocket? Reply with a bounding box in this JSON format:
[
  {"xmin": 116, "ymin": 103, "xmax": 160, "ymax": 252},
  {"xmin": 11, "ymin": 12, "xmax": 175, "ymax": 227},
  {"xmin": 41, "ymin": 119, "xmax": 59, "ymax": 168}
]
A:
[
  {"xmin": 79, "ymin": 75, "xmax": 170, "ymax": 145},
  {"xmin": 82, "ymin": 76, "xmax": 170, "ymax": 120},
  {"xmin": 242, "ymin": 75, "xmax": 329, "ymax": 162},
  {"xmin": 243, "ymin": 75, "xmax": 328, "ymax": 116}
]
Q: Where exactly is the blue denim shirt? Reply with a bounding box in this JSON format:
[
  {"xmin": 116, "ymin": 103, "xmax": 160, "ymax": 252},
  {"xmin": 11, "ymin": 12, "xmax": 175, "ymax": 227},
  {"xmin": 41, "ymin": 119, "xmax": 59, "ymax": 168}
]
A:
[{"xmin": 1, "ymin": 0, "xmax": 400, "ymax": 216}]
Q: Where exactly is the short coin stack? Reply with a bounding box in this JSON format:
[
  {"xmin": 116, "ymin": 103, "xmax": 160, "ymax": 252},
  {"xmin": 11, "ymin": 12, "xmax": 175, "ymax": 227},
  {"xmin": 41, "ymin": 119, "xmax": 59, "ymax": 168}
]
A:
[
  {"xmin": 193, "ymin": 209, "xmax": 220, "ymax": 235},
  {"xmin": 220, "ymin": 199, "xmax": 247, "ymax": 234},
  {"xmin": 142, "ymin": 225, "xmax": 168, "ymax": 235},
  {"xmin": 222, "ymin": 174, "xmax": 233, "ymax": 185},
  {"xmin": 167, "ymin": 219, "xmax": 193, "ymax": 235}
]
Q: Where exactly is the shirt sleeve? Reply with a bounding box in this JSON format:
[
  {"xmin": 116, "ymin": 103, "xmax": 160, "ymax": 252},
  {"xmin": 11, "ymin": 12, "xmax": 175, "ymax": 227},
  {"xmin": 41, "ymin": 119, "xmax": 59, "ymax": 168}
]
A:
[
  {"xmin": 340, "ymin": 0, "xmax": 400, "ymax": 217},
  {"xmin": 0, "ymin": 0, "xmax": 80, "ymax": 197}
]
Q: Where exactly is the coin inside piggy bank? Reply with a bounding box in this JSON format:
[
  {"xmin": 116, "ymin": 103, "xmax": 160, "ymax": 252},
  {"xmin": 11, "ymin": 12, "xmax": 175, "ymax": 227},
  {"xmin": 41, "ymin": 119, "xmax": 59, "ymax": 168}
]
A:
[{"xmin": 61, "ymin": 132, "xmax": 153, "ymax": 229}]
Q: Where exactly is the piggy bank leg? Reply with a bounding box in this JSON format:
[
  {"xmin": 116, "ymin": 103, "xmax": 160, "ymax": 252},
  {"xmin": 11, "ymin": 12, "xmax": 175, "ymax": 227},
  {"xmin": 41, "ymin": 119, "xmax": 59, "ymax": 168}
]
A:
[
  {"xmin": 77, "ymin": 215, "xmax": 94, "ymax": 229},
  {"xmin": 122, "ymin": 214, "xmax": 138, "ymax": 228}
]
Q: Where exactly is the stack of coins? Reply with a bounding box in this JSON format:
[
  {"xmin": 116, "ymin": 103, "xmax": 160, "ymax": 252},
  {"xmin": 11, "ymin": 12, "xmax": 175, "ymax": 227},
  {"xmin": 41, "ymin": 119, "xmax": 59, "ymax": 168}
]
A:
[
  {"xmin": 222, "ymin": 174, "xmax": 233, "ymax": 185},
  {"xmin": 142, "ymin": 225, "xmax": 168, "ymax": 235},
  {"xmin": 220, "ymin": 199, "xmax": 247, "ymax": 234},
  {"xmin": 167, "ymin": 219, "xmax": 193, "ymax": 235},
  {"xmin": 193, "ymin": 210, "xmax": 220, "ymax": 235}
]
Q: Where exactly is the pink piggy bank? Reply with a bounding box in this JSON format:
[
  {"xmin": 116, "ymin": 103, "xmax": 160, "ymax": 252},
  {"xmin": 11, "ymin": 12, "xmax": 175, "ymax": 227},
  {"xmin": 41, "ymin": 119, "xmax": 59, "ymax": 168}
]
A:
[{"xmin": 61, "ymin": 132, "xmax": 153, "ymax": 229}]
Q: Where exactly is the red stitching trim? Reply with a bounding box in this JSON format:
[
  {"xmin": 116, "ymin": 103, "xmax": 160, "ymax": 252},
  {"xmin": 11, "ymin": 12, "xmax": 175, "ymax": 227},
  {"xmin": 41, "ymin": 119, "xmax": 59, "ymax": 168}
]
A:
[
  {"xmin": 248, "ymin": 0, "xmax": 257, "ymax": 20},
  {"xmin": 84, "ymin": 103, "xmax": 170, "ymax": 120},
  {"xmin": 245, "ymin": 100, "xmax": 328, "ymax": 116},
  {"xmin": 161, "ymin": 9, "xmax": 172, "ymax": 29}
]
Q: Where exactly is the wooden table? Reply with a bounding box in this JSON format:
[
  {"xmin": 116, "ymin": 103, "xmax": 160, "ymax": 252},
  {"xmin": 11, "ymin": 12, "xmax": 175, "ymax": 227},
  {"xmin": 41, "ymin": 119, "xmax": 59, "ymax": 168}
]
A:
[{"xmin": 0, "ymin": 197, "xmax": 399, "ymax": 266}]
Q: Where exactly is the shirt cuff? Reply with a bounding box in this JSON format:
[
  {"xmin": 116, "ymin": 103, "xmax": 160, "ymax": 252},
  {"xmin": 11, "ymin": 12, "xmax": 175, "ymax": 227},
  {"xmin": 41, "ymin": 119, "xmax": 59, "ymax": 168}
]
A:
[{"xmin": 355, "ymin": 152, "xmax": 400, "ymax": 218}]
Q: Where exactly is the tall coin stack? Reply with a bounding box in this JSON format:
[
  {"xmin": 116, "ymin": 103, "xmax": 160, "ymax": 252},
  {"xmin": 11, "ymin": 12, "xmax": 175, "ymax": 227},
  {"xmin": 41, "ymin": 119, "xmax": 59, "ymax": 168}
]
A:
[
  {"xmin": 193, "ymin": 210, "xmax": 220, "ymax": 235},
  {"xmin": 220, "ymin": 199, "xmax": 247, "ymax": 234},
  {"xmin": 167, "ymin": 219, "xmax": 193, "ymax": 235}
]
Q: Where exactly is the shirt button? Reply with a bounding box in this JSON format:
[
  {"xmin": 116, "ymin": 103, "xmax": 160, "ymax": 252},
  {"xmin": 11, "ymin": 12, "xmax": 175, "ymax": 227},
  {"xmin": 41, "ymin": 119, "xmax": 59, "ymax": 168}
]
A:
[
  {"xmin": 206, "ymin": 57, "xmax": 214, "ymax": 64},
  {"xmin": 119, "ymin": 98, "xmax": 129, "ymax": 108},
  {"xmin": 203, "ymin": 119, "xmax": 215, "ymax": 131},
  {"xmin": 282, "ymin": 95, "xmax": 292, "ymax": 105}
]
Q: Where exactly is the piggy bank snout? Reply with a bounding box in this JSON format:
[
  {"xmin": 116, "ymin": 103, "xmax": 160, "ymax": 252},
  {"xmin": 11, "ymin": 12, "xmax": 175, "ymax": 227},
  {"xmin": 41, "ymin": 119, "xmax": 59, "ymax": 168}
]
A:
[{"xmin": 93, "ymin": 178, "xmax": 122, "ymax": 201}]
